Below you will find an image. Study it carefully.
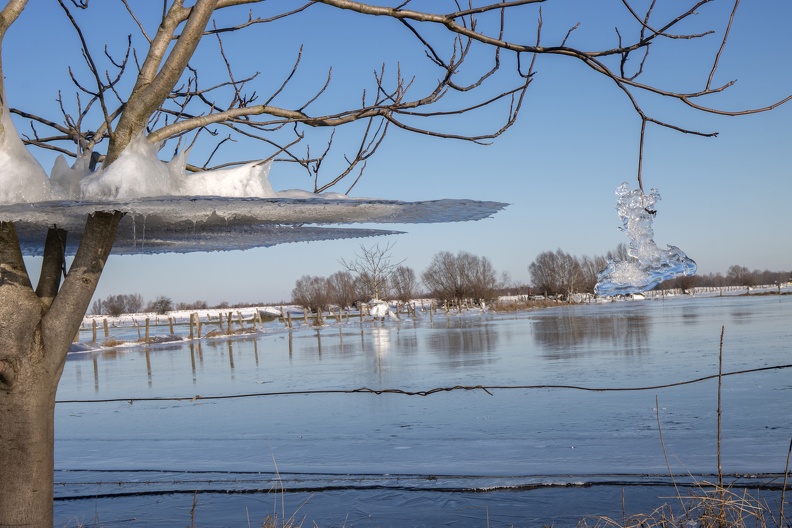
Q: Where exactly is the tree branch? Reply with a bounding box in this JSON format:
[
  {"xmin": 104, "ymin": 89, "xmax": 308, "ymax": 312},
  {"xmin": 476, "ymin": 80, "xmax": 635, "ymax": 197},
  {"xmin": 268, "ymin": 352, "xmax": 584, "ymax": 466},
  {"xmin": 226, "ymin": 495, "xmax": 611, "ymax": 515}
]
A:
[
  {"xmin": 0, "ymin": 222, "xmax": 34, "ymax": 292},
  {"xmin": 43, "ymin": 211, "xmax": 123, "ymax": 366},
  {"xmin": 35, "ymin": 227, "xmax": 68, "ymax": 308}
]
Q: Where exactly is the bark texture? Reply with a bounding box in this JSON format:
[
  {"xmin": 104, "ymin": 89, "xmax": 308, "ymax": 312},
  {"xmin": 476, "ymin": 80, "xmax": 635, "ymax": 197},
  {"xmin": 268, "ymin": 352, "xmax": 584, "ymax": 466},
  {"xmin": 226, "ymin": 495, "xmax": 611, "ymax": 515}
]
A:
[{"xmin": 0, "ymin": 213, "xmax": 121, "ymax": 527}]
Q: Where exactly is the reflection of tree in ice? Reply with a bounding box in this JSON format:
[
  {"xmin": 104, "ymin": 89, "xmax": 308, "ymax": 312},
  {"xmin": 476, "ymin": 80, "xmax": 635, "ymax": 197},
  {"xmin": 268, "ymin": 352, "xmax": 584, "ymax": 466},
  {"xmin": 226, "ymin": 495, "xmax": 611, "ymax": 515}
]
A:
[{"xmin": 595, "ymin": 183, "xmax": 696, "ymax": 296}]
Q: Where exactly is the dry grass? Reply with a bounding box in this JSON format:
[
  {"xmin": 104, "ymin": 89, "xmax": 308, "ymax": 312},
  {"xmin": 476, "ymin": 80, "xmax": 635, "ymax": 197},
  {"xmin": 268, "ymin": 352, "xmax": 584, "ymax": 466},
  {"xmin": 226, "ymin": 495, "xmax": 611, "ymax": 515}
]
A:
[
  {"xmin": 576, "ymin": 329, "xmax": 791, "ymax": 528},
  {"xmin": 490, "ymin": 298, "xmax": 561, "ymax": 312},
  {"xmin": 100, "ymin": 338, "xmax": 126, "ymax": 348},
  {"xmin": 579, "ymin": 483, "xmax": 784, "ymax": 528}
]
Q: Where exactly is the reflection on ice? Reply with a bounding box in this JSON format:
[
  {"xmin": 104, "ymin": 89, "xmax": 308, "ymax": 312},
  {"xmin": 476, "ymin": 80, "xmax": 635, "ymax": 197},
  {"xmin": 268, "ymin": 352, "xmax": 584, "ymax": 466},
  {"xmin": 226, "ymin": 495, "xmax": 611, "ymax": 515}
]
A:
[
  {"xmin": 595, "ymin": 183, "xmax": 696, "ymax": 296},
  {"xmin": 532, "ymin": 309, "xmax": 649, "ymax": 357}
]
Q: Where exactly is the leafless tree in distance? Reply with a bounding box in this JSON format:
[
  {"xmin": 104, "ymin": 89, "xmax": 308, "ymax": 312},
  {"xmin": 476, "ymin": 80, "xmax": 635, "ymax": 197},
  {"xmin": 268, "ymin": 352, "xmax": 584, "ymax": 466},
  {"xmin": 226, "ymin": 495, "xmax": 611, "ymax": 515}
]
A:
[
  {"xmin": 291, "ymin": 275, "xmax": 331, "ymax": 314},
  {"xmin": 327, "ymin": 270, "xmax": 359, "ymax": 309},
  {"xmin": 422, "ymin": 250, "xmax": 499, "ymax": 305},
  {"xmin": 389, "ymin": 265, "xmax": 419, "ymax": 304},
  {"xmin": 340, "ymin": 241, "xmax": 404, "ymax": 301}
]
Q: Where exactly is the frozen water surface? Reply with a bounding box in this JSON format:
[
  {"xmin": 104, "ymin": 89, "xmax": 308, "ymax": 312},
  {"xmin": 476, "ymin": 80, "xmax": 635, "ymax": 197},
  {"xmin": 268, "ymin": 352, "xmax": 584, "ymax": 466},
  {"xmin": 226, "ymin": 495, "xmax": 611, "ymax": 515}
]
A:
[
  {"xmin": 54, "ymin": 295, "xmax": 792, "ymax": 526},
  {"xmin": 596, "ymin": 183, "xmax": 697, "ymax": 296}
]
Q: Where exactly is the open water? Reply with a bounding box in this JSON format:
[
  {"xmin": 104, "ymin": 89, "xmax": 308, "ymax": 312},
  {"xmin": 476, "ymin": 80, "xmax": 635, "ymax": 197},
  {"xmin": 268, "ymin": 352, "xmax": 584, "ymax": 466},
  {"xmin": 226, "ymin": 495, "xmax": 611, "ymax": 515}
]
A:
[{"xmin": 53, "ymin": 294, "xmax": 792, "ymax": 527}]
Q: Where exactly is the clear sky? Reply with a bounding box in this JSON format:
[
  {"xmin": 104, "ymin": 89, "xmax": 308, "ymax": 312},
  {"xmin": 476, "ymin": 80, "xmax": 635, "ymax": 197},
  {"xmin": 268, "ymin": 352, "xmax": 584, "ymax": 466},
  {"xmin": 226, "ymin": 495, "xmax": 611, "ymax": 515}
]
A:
[{"xmin": 8, "ymin": 1, "xmax": 792, "ymax": 305}]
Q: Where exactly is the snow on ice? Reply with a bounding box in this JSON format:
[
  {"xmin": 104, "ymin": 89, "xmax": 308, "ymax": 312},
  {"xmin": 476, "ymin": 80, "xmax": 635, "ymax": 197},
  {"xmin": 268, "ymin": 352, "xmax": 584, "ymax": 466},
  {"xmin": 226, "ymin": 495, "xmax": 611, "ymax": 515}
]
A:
[{"xmin": 595, "ymin": 183, "xmax": 696, "ymax": 296}]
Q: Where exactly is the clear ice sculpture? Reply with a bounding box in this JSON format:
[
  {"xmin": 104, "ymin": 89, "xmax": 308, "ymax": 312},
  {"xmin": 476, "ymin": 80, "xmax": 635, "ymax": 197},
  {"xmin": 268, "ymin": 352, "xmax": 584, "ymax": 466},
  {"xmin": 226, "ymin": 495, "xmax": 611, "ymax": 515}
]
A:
[{"xmin": 594, "ymin": 182, "xmax": 696, "ymax": 296}]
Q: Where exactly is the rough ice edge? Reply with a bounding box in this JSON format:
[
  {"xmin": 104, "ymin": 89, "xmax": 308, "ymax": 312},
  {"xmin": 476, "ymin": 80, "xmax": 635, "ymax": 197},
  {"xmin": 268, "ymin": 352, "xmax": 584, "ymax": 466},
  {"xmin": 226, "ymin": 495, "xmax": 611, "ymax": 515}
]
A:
[
  {"xmin": 595, "ymin": 182, "xmax": 696, "ymax": 296},
  {"xmin": 0, "ymin": 111, "xmax": 507, "ymax": 255},
  {"xmin": 6, "ymin": 197, "xmax": 507, "ymax": 256}
]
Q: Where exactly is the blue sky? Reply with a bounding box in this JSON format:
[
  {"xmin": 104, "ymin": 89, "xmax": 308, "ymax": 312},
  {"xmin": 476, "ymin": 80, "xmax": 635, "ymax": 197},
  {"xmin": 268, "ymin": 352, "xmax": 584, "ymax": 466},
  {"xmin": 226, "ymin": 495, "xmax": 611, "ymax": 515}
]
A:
[{"xmin": 8, "ymin": 1, "xmax": 792, "ymax": 305}]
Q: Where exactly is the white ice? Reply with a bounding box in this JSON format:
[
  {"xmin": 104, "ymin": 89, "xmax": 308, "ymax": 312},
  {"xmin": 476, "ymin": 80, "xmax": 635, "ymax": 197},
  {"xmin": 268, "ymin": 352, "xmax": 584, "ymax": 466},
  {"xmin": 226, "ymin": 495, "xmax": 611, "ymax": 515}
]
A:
[
  {"xmin": 0, "ymin": 127, "xmax": 283, "ymax": 203},
  {"xmin": 0, "ymin": 108, "xmax": 53, "ymax": 203},
  {"xmin": 594, "ymin": 183, "xmax": 696, "ymax": 296},
  {"xmin": 0, "ymin": 115, "xmax": 507, "ymax": 256}
]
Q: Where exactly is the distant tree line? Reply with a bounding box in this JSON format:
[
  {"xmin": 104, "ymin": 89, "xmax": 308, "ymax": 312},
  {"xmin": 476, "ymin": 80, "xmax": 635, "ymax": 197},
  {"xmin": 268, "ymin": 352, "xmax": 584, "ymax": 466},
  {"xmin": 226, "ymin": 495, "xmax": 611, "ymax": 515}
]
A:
[
  {"xmin": 95, "ymin": 251, "xmax": 789, "ymax": 318},
  {"xmin": 683, "ymin": 265, "xmax": 791, "ymax": 290},
  {"xmin": 90, "ymin": 294, "xmax": 286, "ymax": 316},
  {"xmin": 291, "ymin": 245, "xmax": 504, "ymax": 312},
  {"xmin": 528, "ymin": 244, "xmax": 791, "ymax": 298}
]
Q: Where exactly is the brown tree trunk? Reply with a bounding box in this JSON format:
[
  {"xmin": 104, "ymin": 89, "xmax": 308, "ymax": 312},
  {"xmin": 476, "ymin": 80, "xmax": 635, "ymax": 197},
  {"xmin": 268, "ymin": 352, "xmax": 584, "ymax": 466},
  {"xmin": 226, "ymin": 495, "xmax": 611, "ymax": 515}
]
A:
[
  {"xmin": 0, "ymin": 212, "xmax": 121, "ymax": 527},
  {"xmin": 0, "ymin": 336, "xmax": 62, "ymax": 528}
]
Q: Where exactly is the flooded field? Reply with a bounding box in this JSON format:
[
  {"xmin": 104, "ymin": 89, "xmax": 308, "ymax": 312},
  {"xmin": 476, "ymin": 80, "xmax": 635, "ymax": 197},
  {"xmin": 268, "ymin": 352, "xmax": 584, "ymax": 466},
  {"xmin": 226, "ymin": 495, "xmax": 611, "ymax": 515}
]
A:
[{"xmin": 54, "ymin": 294, "xmax": 792, "ymax": 527}]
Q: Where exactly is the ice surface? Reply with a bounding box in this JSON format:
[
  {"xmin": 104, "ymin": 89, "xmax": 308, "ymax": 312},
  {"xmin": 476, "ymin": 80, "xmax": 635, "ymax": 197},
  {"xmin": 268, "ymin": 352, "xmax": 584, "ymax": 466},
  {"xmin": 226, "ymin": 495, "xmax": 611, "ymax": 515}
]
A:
[{"xmin": 595, "ymin": 183, "xmax": 696, "ymax": 296}]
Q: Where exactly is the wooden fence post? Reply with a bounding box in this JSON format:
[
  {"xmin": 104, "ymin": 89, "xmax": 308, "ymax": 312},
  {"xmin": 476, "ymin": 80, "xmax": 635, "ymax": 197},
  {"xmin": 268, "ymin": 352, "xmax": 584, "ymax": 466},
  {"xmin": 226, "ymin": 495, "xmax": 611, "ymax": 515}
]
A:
[
  {"xmin": 103, "ymin": 318, "xmax": 109, "ymax": 338},
  {"xmin": 145, "ymin": 318, "xmax": 150, "ymax": 342},
  {"xmin": 92, "ymin": 320, "xmax": 97, "ymax": 343}
]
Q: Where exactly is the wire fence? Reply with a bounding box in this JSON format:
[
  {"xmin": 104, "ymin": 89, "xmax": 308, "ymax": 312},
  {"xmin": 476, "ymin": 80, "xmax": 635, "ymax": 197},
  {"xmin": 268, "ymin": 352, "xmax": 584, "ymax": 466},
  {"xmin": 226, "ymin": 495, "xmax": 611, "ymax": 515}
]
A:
[{"xmin": 55, "ymin": 362, "xmax": 792, "ymax": 404}]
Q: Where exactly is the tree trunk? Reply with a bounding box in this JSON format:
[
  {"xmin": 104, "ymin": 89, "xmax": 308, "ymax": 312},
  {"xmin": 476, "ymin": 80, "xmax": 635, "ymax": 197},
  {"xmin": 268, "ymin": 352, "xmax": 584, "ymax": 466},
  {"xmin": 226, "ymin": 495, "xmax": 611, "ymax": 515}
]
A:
[
  {"xmin": 0, "ymin": 212, "xmax": 121, "ymax": 527},
  {"xmin": 0, "ymin": 336, "xmax": 62, "ymax": 528},
  {"xmin": 0, "ymin": 238, "xmax": 58, "ymax": 527}
]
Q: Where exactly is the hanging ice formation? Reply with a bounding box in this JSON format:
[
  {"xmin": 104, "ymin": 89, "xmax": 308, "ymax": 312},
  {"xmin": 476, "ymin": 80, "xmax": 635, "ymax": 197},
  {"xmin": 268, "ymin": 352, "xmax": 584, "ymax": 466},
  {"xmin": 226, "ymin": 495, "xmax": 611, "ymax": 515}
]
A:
[
  {"xmin": 594, "ymin": 182, "xmax": 696, "ymax": 296},
  {"xmin": 0, "ymin": 110, "xmax": 508, "ymax": 256}
]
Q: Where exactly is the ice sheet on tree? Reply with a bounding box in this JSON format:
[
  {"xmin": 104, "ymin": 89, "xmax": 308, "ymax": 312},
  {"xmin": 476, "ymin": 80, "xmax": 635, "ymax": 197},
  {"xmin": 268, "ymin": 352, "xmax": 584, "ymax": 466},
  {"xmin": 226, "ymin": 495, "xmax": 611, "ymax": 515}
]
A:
[
  {"xmin": 595, "ymin": 183, "xmax": 696, "ymax": 296},
  {"xmin": 4, "ymin": 197, "xmax": 505, "ymax": 256},
  {"xmin": 0, "ymin": 116, "xmax": 507, "ymax": 256}
]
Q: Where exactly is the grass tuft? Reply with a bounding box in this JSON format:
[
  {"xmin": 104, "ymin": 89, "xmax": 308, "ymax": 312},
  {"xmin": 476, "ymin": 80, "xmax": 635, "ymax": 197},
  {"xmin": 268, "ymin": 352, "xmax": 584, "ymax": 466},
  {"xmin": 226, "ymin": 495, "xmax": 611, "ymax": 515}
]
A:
[{"xmin": 579, "ymin": 482, "xmax": 784, "ymax": 528}]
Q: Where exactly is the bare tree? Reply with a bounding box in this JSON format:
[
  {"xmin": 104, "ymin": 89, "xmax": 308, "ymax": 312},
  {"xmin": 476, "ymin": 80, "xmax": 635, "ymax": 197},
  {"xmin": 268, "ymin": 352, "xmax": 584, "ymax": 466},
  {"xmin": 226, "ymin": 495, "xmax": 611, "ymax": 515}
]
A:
[
  {"xmin": 579, "ymin": 255, "xmax": 608, "ymax": 294},
  {"xmin": 326, "ymin": 270, "xmax": 359, "ymax": 309},
  {"xmin": 422, "ymin": 250, "xmax": 463, "ymax": 303},
  {"xmin": 726, "ymin": 264, "xmax": 754, "ymax": 287},
  {"xmin": 0, "ymin": 1, "xmax": 789, "ymax": 524},
  {"xmin": 422, "ymin": 250, "xmax": 499, "ymax": 305},
  {"xmin": 389, "ymin": 265, "xmax": 419, "ymax": 304},
  {"xmin": 291, "ymin": 275, "xmax": 330, "ymax": 313},
  {"xmin": 340, "ymin": 241, "xmax": 403, "ymax": 301},
  {"xmin": 93, "ymin": 293, "xmax": 144, "ymax": 316},
  {"xmin": 528, "ymin": 249, "xmax": 582, "ymax": 299},
  {"xmin": 146, "ymin": 295, "xmax": 173, "ymax": 315},
  {"xmin": 674, "ymin": 274, "xmax": 699, "ymax": 294}
]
